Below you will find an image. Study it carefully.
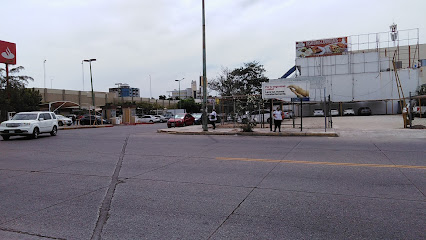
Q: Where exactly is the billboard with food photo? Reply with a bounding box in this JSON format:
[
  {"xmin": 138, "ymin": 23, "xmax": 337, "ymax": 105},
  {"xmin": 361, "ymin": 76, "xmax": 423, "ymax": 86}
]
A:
[
  {"xmin": 296, "ymin": 37, "xmax": 348, "ymax": 58},
  {"xmin": 262, "ymin": 80, "xmax": 310, "ymax": 100}
]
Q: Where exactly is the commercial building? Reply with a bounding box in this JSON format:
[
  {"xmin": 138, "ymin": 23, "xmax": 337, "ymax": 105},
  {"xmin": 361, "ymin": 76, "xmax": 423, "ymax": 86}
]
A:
[
  {"xmin": 267, "ymin": 27, "xmax": 425, "ymax": 115},
  {"xmin": 169, "ymin": 80, "xmax": 198, "ymax": 99},
  {"xmin": 109, "ymin": 83, "xmax": 140, "ymax": 98}
]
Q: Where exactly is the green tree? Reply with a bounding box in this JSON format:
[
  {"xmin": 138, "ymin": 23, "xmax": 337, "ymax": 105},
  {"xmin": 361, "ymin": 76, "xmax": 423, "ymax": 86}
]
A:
[
  {"xmin": 178, "ymin": 98, "xmax": 201, "ymax": 113},
  {"xmin": 159, "ymin": 95, "xmax": 167, "ymax": 100},
  {"xmin": 0, "ymin": 66, "xmax": 41, "ymax": 121},
  {"xmin": 209, "ymin": 61, "xmax": 269, "ymax": 97}
]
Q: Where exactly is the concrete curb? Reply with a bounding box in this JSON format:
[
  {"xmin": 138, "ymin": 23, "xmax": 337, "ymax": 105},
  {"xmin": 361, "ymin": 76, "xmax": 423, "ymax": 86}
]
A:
[
  {"xmin": 59, "ymin": 124, "xmax": 114, "ymax": 130},
  {"xmin": 157, "ymin": 129, "xmax": 338, "ymax": 137}
]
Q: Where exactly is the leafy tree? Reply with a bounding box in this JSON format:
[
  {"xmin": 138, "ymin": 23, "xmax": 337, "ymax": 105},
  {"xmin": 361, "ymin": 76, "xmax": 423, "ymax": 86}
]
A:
[
  {"xmin": 416, "ymin": 84, "xmax": 426, "ymax": 96},
  {"xmin": 159, "ymin": 95, "xmax": 167, "ymax": 100},
  {"xmin": 178, "ymin": 98, "xmax": 201, "ymax": 113},
  {"xmin": 0, "ymin": 66, "xmax": 41, "ymax": 121},
  {"xmin": 209, "ymin": 61, "xmax": 269, "ymax": 97}
]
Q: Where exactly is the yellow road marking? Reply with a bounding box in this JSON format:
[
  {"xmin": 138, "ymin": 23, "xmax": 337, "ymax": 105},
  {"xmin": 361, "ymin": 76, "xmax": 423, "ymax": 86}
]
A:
[{"xmin": 216, "ymin": 157, "xmax": 426, "ymax": 170}]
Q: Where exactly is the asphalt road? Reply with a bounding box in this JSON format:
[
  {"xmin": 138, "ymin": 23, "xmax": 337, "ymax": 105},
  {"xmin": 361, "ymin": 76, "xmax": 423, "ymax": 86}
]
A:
[{"xmin": 0, "ymin": 123, "xmax": 425, "ymax": 239}]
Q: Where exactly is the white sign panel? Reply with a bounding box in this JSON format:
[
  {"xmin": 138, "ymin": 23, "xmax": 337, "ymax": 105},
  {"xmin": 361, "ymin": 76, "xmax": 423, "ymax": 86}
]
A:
[{"xmin": 262, "ymin": 80, "xmax": 310, "ymax": 100}]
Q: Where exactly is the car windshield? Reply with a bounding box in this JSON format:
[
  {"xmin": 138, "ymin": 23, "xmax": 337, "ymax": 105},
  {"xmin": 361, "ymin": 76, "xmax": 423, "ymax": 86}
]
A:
[
  {"xmin": 174, "ymin": 114, "xmax": 185, "ymax": 119},
  {"xmin": 193, "ymin": 113, "xmax": 202, "ymax": 118},
  {"xmin": 12, "ymin": 113, "xmax": 38, "ymax": 120}
]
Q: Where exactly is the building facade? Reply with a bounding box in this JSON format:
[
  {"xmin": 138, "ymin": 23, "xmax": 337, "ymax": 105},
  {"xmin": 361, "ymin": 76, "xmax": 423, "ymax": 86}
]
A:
[{"xmin": 109, "ymin": 83, "xmax": 140, "ymax": 97}]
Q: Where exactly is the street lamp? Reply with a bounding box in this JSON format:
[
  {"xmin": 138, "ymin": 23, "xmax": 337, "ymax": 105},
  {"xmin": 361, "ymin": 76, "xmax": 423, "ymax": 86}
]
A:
[
  {"xmin": 43, "ymin": 60, "xmax": 46, "ymax": 89},
  {"xmin": 83, "ymin": 59, "xmax": 97, "ymax": 121},
  {"xmin": 81, "ymin": 60, "xmax": 85, "ymax": 91},
  {"xmin": 202, "ymin": 0, "xmax": 208, "ymax": 131},
  {"xmin": 175, "ymin": 78, "xmax": 184, "ymax": 109}
]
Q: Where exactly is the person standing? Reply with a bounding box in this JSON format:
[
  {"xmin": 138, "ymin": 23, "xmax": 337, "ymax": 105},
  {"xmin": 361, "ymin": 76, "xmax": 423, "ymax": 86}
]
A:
[
  {"xmin": 273, "ymin": 107, "xmax": 283, "ymax": 132},
  {"xmin": 210, "ymin": 109, "xmax": 217, "ymax": 129}
]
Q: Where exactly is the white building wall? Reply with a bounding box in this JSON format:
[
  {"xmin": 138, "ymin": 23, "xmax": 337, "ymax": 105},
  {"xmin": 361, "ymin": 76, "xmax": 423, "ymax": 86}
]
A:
[{"xmin": 296, "ymin": 51, "xmax": 421, "ymax": 102}]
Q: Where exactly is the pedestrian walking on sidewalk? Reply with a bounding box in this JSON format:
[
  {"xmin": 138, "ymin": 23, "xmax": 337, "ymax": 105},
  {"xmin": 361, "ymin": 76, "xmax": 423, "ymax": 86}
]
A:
[
  {"xmin": 210, "ymin": 109, "xmax": 217, "ymax": 129},
  {"xmin": 273, "ymin": 107, "xmax": 283, "ymax": 132}
]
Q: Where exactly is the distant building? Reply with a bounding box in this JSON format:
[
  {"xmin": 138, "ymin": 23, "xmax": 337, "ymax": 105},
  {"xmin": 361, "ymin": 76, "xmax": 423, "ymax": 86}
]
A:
[
  {"xmin": 169, "ymin": 80, "xmax": 198, "ymax": 99},
  {"xmin": 109, "ymin": 83, "xmax": 140, "ymax": 97}
]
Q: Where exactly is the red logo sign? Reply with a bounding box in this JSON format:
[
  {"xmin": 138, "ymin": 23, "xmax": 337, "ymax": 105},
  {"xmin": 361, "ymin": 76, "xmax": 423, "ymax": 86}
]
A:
[{"xmin": 0, "ymin": 40, "xmax": 16, "ymax": 65}]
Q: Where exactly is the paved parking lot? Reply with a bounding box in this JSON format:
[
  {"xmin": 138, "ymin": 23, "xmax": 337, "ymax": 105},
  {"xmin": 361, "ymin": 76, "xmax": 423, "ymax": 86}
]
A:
[{"xmin": 1, "ymin": 115, "xmax": 424, "ymax": 239}]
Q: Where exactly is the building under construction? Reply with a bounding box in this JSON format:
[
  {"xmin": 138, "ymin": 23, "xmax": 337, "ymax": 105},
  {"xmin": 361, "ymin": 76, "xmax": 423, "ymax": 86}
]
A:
[{"xmin": 271, "ymin": 27, "xmax": 425, "ymax": 116}]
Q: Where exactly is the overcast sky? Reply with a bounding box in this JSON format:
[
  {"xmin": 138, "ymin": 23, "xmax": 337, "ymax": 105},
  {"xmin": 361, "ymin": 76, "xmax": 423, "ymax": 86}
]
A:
[{"xmin": 2, "ymin": 0, "xmax": 425, "ymax": 98}]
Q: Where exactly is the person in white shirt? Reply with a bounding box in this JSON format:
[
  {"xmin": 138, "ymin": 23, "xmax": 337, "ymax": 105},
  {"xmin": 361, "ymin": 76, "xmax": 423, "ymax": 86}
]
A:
[
  {"xmin": 210, "ymin": 109, "xmax": 217, "ymax": 129},
  {"xmin": 272, "ymin": 107, "xmax": 283, "ymax": 132}
]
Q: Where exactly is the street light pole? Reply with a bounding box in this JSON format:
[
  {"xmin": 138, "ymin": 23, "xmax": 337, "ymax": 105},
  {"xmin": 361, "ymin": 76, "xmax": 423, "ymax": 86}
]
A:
[
  {"xmin": 43, "ymin": 60, "xmax": 46, "ymax": 89},
  {"xmin": 202, "ymin": 0, "xmax": 208, "ymax": 131},
  {"xmin": 84, "ymin": 59, "xmax": 97, "ymax": 117},
  {"xmin": 81, "ymin": 60, "xmax": 85, "ymax": 91},
  {"xmin": 175, "ymin": 78, "xmax": 184, "ymax": 109}
]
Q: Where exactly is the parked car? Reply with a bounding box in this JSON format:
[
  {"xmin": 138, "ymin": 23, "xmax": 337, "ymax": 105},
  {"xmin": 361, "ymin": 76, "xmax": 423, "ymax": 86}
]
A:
[
  {"xmin": 193, "ymin": 113, "xmax": 203, "ymax": 125},
  {"xmin": 0, "ymin": 111, "xmax": 58, "ymax": 140},
  {"xmin": 138, "ymin": 115, "xmax": 160, "ymax": 123},
  {"xmin": 313, "ymin": 109, "xmax": 325, "ymax": 117},
  {"xmin": 330, "ymin": 109, "xmax": 339, "ymax": 116},
  {"xmin": 343, "ymin": 108, "xmax": 355, "ymax": 116},
  {"xmin": 79, "ymin": 115, "xmax": 110, "ymax": 125},
  {"xmin": 358, "ymin": 107, "xmax": 372, "ymax": 116},
  {"xmin": 56, "ymin": 114, "xmax": 72, "ymax": 126},
  {"xmin": 66, "ymin": 114, "xmax": 77, "ymax": 123},
  {"xmin": 251, "ymin": 110, "xmax": 271, "ymax": 123},
  {"xmin": 413, "ymin": 106, "xmax": 426, "ymax": 117},
  {"xmin": 167, "ymin": 113, "xmax": 195, "ymax": 128},
  {"xmin": 154, "ymin": 115, "xmax": 167, "ymax": 123},
  {"xmin": 283, "ymin": 110, "xmax": 295, "ymax": 119}
]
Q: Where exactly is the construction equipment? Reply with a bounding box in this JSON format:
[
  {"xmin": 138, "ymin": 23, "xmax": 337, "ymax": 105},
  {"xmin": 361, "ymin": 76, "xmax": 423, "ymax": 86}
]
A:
[{"xmin": 392, "ymin": 51, "xmax": 410, "ymax": 128}]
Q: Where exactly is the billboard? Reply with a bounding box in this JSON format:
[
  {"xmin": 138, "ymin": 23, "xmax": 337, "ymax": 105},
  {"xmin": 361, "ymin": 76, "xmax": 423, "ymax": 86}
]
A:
[
  {"xmin": 262, "ymin": 80, "xmax": 310, "ymax": 100},
  {"xmin": 0, "ymin": 40, "xmax": 16, "ymax": 65},
  {"xmin": 296, "ymin": 37, "xmax": 348, "ymax": 58}
]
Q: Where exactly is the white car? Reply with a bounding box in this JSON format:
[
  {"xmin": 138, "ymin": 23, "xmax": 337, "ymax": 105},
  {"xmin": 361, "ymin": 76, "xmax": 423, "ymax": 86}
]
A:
[
  {"xmin": 154, "ymin": 115, "xmax": 167, "ymax": 123},
  {"xmin": 343, "ymin": 108, "xmax": 355, "ymax": 116},
  {"xmin": 56, "ymin": 114, "xmax": 72, "ymax": 126},
  {"xmin": 0, "ymin": 111, "xmax": 59, "ymax": 140},
  {"xmin": 330, "ymin": 109, "xmax": 339, "ymax": 116},
  {"xmin": 138, "ymin": 115, "xmax": 160, "ymax": 123},
  {"xmin": 313, "ymin": 109, "xmax": 325, "ymax": 117}
]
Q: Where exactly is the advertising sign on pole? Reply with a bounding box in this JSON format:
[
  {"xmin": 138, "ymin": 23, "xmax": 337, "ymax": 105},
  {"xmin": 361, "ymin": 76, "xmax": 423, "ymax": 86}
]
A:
[
  {"xmin": 0, "ymin": 40, "xmax": 16, "ymax": 65},
  {"xmin": 296, "ymin": 37, "xmax": 348, "ymax": 58},
  {"xmin": 262, "ymin": 80, "xmax": 310, "ymax": 100}
]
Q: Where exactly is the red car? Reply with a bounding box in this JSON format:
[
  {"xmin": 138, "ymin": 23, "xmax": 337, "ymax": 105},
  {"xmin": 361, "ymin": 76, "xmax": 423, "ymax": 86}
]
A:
[{"xmin": 167, "ymin": 113, "xmax": 195, "ymax": 128}]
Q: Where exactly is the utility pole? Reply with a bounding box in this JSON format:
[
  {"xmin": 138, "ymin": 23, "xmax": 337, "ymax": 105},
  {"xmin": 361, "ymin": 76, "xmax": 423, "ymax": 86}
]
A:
[{"xmin": 202, "ymin": 0, "xmax": 208, "ymax": 131}]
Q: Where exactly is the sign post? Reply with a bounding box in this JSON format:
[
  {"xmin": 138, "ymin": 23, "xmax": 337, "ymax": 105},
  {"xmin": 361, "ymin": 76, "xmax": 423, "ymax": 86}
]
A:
[{"xmin": 0, "ymin": 40, "xmax": 16, "ymax": 99}]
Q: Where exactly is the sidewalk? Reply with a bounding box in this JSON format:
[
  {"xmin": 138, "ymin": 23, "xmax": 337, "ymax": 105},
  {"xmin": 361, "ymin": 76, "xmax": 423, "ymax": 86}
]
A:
[
  {"xmin": 157, "ymin": 115, "xmax": 426, "ymax": 138},
  {"xmin": 157, "ymin": 125, "xmax": 338, "ymax": 137}
]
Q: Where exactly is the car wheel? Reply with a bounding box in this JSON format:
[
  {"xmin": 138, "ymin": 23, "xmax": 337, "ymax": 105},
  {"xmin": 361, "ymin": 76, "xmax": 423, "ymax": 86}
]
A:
[
  {"xmin": 2, "ymin": 135, "xmax": 10, "ymax": 141},
  {"xmin": 58, "ymin": 121, "xmax": 63, "ymax": 126},
  {"xmin": 32, "ymin": 127, "xmax": 39, "ymax": 139},
  {"xmin": 183, "ymin": 123, "xmax": 186, "ymax": 127},
  {"xmin": 150, "ymin": 120, "xmax": 153, "ymax": 123},
  {"xmin": 50, "ymin": 126, "xmax": 57, "ymax": 136},
  {"xmin": 168, "ymin": 125, "xmax": 171, "ymax": 128}
]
